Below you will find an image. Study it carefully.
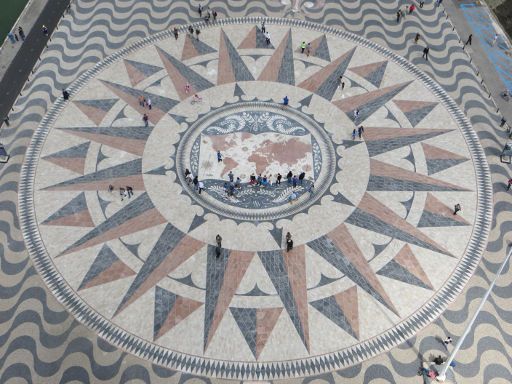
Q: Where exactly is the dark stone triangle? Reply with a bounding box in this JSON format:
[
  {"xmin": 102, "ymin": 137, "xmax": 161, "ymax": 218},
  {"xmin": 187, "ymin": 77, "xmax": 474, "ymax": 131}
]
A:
[
  {"xmin": 258, "ymin": 250, "xmax": 307, "ymax": 348},
  {"xmin": 404, "ymin": 104, "xmax": 437, "ymax": 127},
  {"xmin": 157, "ymin": 46, "xmax": 214, "ymax": 91},
  {"xmin": 172, "ymin": 273, "xmax": 199, "ymax": 288},
  {"xmin": 426, "ymin": 159, "xmax": 467, "ymax": 175},
  {"xmin": 367, "ymin": 176, "xmax": 464, "ymax": 192},
  {"xmin": 230, "ymin": 308, "xmax": 257, "ymax": 358},
  {"xmin": 43, "ymin": 158, "xmax": 141, "ymax": 190},
  {"xmin": 42, "ymin": 192, "xmax": 91, "ymax": 225},
  {"xmin": 169, "ymin": 113, "xmax": 188, "ymax": 125},
  {"xmin": 125, "ymin": 59, "xmax": 162, "ymax": 78},
  {"xmin": 340, "ymin": 140, "xmax": 364, "ymax": 150},
  {"xmin": 346, "ymin": 208, "xmax": 451, "ymax": 256},
  {"xmin": 367, "ymin": 133, "xmax": 447, "ymax": 157},
  {"xmin": 315, "ymin": 47, "xmax": 356, "ymax": 101},
  {"xmin": 366, "ymin": 62, "xmax": 387, "ymax": 88},
  {"xmin": 299, "ymin": 94, "xmax": 313, "ymax": 107},
  {"xmin": 400, "ymin": 193, "xmax": 415, "ymax": 217},
  {"xmin": 60, "ymin": 192, "xmax": 160, "ymax": 256},
  {"xmin": 332, "ymin": 192, "xmax": 353, "ymax": 206},
  {"xmin": 418, "ymin": 211, "xmax": 469, "ymax": 228},
  {"xmin": 312, "ymin": 35, "xmax": 331, "ymax": 61},
  {"xmin": 116, "ymin": 223, "xmax": 185, "ymax": 315},
  {"xmin": 189, "ymin": 214, "xmax": 206, "ymax": 232},
  {"xmin": 120, "ymin": 239, "xmax": 141, "ymax": 257},
  {"xmin": 154, "ymin": 286, "xmax": 178, "ymax": 339},
  {"xmin": 310, "ymin": 296, "xmax": 357, "ymax": 339},
  {"xmin": 372, "ymin": 242, "xmax": 390, "ymax": 257},
  {"xmin": 377, "ymin": 260, "xmax": 432, "ymax": 290},
  {"xmin": 75, "ymin": 98, "xmax": 118, "ymax": 112},
  {"xmin": 256, "ymin": 26, "xmax": 273, "ymax": 48},
  {"xmin": 307, "ymin": 236, "xmax": 395, "ymax": 313},
  {"xmin": 42, "ymin": 142, "xmax": 90, "ymax": 159},
  {"xmin": 60, "ymin": 125, "xmax": 152, "ymax": 140},
  {"xmin": 222, "ymin": 31, "xmax": 254, "ymax": 81},
  {"xmin": 102, "ymin": 80, "xmax": 179, "ymax": 112},
  {"xmin": 315, "ymin": 273, "xmax": 339, "ymax": 288},
  {"xmin": 190, "ymin": 37, "xmax": 217, "ymax": 55},
  {"xmin": 243, "ymin": 283, "xmax": 270, "ymax": 296},
  {"xmin": 146, "ymin": 165, "xmax": 168, "ymax": 175},
  {"xmin": 78, "ymin": 244, "xmax": 120, "ymax": 289},
  {"xmin": 269, "ymin": 226, "xmax": 283, "ymax": 247},
  {"xmin": 277, "ymin": 31, "xmax": 295, "ymax": 85},
  {"xmin": 204, "ymin": 245, "xmax": 230, "ymax": 349},
  {"xmin": 234, "ymin": 83, "xmax": 245, "ymax": 98}
]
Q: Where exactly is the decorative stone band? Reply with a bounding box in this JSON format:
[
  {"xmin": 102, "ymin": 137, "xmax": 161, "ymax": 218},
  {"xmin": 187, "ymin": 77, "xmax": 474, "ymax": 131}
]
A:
[{"xmin": 18, "ymin": 17, "xmax": 492, "ymax": 380}]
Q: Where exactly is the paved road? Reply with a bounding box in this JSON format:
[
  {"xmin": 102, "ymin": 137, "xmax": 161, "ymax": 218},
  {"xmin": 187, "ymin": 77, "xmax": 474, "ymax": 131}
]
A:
[
  {"xmin": 0, "ymin": 0, "xmax": 510, "ymax": 383},
  {"xmin": 0, "ymin": 0, "xmax": 70, "ymax": 124}
]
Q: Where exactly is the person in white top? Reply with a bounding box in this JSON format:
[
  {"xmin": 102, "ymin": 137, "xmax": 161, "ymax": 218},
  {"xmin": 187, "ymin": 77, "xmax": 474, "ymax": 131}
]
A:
[
  {"xmin": 147, "ymin": 97, "xmax": 152, "ymax": 110},
  {"xmin": 198, "ymin": 181, "xmax": 205, "ymax": 194}
]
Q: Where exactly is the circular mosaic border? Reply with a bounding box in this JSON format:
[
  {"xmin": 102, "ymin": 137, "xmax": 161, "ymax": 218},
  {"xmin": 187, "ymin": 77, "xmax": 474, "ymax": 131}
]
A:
[
  {"xmin": 19, "ymin": 17, "xmax": 492, "ymax": 380},
  {"xmin": 175, "ymin": 100, "xmax": 336, "ymax": 222}
]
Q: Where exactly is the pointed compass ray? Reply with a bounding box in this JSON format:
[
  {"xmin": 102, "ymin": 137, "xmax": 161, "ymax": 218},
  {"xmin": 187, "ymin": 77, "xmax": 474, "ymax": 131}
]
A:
[
  {"xmin": 181, "ymin": 33, "xmax": 217, "ymax": 60},
  {"xmin": 217, "ymin": 29, "xmax": 254, "ymax": 84},
  {"xmin": 308, "ymin": 224, "xmax": 399, "ymax": 316},
  {"xmin": 42, "ymin": 142, "xmax": 90, "ymax": 174},
  {"xmin": 346, "ymin": 193, "xmax": 453, "ymax": 256},
  {"xmin": 101, "ymin": 80, "xmax": 178, "ymax": 123},
  {"xmin": 124, "ymin": 59, "xmax": 162, "ymax": 87},
  {"xmin": 258, "ymin": 245, "xmax": 309, "ymax": 351},
  {"xmin": 349, "ymin": 61, "xmax": 387, "ymax": 88},
  {"xmin": 258, "ymin": 29, "xmax": 295, "ymax": 85},
  {"xmin": 73, "ymin": 99, "xmax": 118, "ymax": 126},
  {"xmin": 59, "ymin": 126, "xmax": 152, "ymax": 157},
  {"xmin": 156, "ymin": 46, "xmax": 214, "ymax": 100},
  {"xmin": 115, "ymin": 223, "xmax": 204, "ymax": 315},
  {"xmin": 58, "ymin": 192, "xmax": 167, "ymax": 257},
  {"xmin": 42, "ymin": 158, "xmax": 144, "ymax": 191},
  {"xmin": 42, "ymin": 192, "xmax": 94, "ymax": 227},
  {"xmin": 421, "ymin": 143, "xmax": 468, "ymax": 175},
  {"xmin": 298, "ymin": 47, "xmax": 356, "ymax": 100}
]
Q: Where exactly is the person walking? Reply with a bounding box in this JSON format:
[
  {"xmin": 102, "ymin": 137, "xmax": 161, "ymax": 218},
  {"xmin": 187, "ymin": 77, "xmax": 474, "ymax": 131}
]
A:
[
  {"xmin": 286, "ymin": 232, "xmax": 293, "ymax": 251},
  {"xmin": 42, "ymin": 25, "xmax": 49, "ymax": 36},
  {"xmin": 228, "ymin": 171, "xmax": 234, "ymax": 182},
  {"xmin": 18, "ymin": 26, "xmax": 25, "ymax": 41},
  {"xmin": 188, "ymin": 25, "xmax": 194, "ymax": 35},
  {"xmin": 286, "ymin": 170, "xmax": 293, "ymax": 184},
  {"xmin": 358, "ymin": 125, "xmax": 364, "ymax": 139},
  {"xmin": 292, "ymin": 175, "xmax": 298, "ymax": 188},
  {"xmin": 212, "ymin": 9, "xmax": 217, "ymax": 21},
  {"xmin": 409, "ymin": 4, "xmax": 415, "ymax": 14},
  {"xmin": 277, "ymin": 173, "xmax": 282, "ymax": 185},
  {"xmin": 215, "ymin": 234, "xmax": 222, "ymax": 258},
  {"xmin": 443, "ymin": 336, "xmax": 453, "ymax": 346},
  {"xmin": 195, "ymin": 28, "xmax": 201, "ymax": 40},
  {"xmin": 147, "ymin": 97, "xmax": 152, "ymax": 110},
  {"xmin": 261, "ymin": 20, "xmax": 266, "ymax": 33},
  {"xmin": 217, "ymin": 150, "xmax": 223, "ymax": 162},
  {"xmin": 62, "ymin": 89, "xmax": 70, "ymax": 100},
  {"xmin": 298, "ymin": 171, "xmax": 305, "ymax": 185},
  {"xmin": 282, "ymin": 95, "xmax": 289, "ymax": 109},
  {"xmin": 264, "ymin": 31, "xmax": 271, "ymax": 46},
  {"xmin": 419, "ymin": 1, "xmax": 424, "ymax": 7},
  {"xmin": 396, "ymin": 10, "xmax": 401, "ymax": 23},
  {"xmin": 173, "ymin": 27, "xmax": 179, "ymax": 40},
  {"xmin": 422, "ymin": 46, "xmax": 429, "ymax": 60},
  {"xmin": 453, "ymin": 203, "xmax": 461, "ymax": 215},
  {"xmin": 464, "ymin": 34, "xmax": 472, "ymax": 46},
  {"xmin": 300, "ymin": 41, "xmax": 307, "ymax": 54},
  {"xmin": 353, "ymin": 108, "xmax": 359, "ymax": 120},
  {"xmin": 352, "ymin": 128, "xmax": 356, "ymax": 140},
  {"xmin": 193, "ymin": 175, "xmax": 199, "ymax": 190},
  {"xmin": 198, "ymin": 3, "xmax": 203, "ymax": 17},
  {"xmin": 198, "ymin": 180, "xmax": 205, "ymax": 194},
  {"xmin": 507, "ymin": 178, "xmax": 512, "ymax": 190},
  {"xmin": 414, "ymin": 33, "xmax": 420, "ymax": 44},
  {"xmin": 126, "ymin": 186, "xmax": 133, "ymax": 198},
  {"xmin": 306, "ymin": 42, "xmax": 311, "ymax": 56},
  {"xmin": 143, "ymin": 113, "xmax": 149, "ymax": 127},
  {"xmin": 491, "ymin": 33, "xmax": 498, "ymax": 47},
  {"xmin": 7, "ymin": 32, "xmax": 16, "ymax": 44}
]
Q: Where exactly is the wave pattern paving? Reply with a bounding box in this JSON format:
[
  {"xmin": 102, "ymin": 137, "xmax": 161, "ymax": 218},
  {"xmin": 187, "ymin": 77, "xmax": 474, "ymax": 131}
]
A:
[{"xmin": 0, "ymin": 0, "xmax": 510, "ymax": 382}]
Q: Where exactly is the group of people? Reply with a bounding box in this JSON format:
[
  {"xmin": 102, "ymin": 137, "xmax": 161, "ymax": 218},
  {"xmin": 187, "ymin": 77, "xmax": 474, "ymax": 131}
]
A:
[
  {"xmin": 6, "ymin": 26, "xmax": 25, "ymax": 44},
  {"xmin": 198, "ymin": 4, "xmax": 217, "ymax": 23},
  {"xmin": 108, "ymin": 184, "xmax": 134, "ymax": 201},
  {"xmin": 137, "ymin": 96, "xmax": 152, "ymax": 127}
]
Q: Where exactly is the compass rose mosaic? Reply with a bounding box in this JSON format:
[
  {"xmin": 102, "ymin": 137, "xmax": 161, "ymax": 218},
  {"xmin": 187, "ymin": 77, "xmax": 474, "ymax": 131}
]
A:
[{"xmin": 19, "ymin": 18, "xmax": 491, "ymax": 379}]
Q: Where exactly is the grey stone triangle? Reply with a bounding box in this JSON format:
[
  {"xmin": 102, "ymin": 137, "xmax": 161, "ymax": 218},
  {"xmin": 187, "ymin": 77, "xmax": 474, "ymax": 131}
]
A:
[
  {"xmin": 125, "ymin": 59, "xmax": 162, "ymax": 78},
  {"xmin": 230, "ymin": 308, "xmax": 257, "ymax": 358},
  {"xmin": 188, "ymin": 214, "xmax": 206, "ymax": 232},
  {"xmin": 96, "ymin": 146, "xmax": 109, "ymax": 166},
  {"xmin": 190, "ymin": 36, "xmax": 217, "ymax": 55},
  {"xmin": 120, "ymin": 239, "xmax": 140, "ymax": 257},
  {"xmin": 377, "ymin": 260, "xmax": 432, "ymax": 290},
  {"xmin": 146, "ymin": 165, "xmax": 168, "ymax": 175},
  {"xmin": 75, "ymin": 99, "xmax": 118, "ymax": 112},
  {"xmin": 310, "ymin": 296, "xmax": 357, "ymax": 339},
  {"xmin": 312, "ymin": 35, "xmax": 331, "ymax": 61},
  {"xmin": 79, "ymin": 244, "xmax": 119, "ymax": 289},
  {"xmin": 404, "ymin": 104, "xmax": 437, "ymax": 127},
  {"xmin": 256, "ymin": 26, "xmax": 274, "ymax": 48},
  {"xmin": 400, "ymin": 193, "xmax": 415, "ymax": 217},
  {"xmin": 172, "ymin": 273, "xmax": 200, "ymax": 289},
  {"xmin": 169, "ymin": 113, "xmax": 188, "ymax": 125},
  {"xmin": 234, "ymin": 83, "xmax": 245, "ymax": 98},
  {"xmin": 96, "ymin": 192, "xmax": 110, "ymax": 215},
  {"xmin": 154, "ymin": 286, "xmax": 177, "ymax": 339},
  {"xmin": 332, "ymin": 192, "xmax": 353, "ymax": 206},
  {"xmin": 340, "ymin": 140, "xmax": 364, "ymax": 150},
  {"xmin": 269, "ymin": 226, "xmax": 283, "ymax": 247},
  {"xmin": 426, "ymin": 159, "xmax": 467, "ymax": 175},
  {"xmin": 299, "ymin": 94, "xmax": 313, "ymax": 107},
  {"xmin": 418, "ymin": 211, "xmax": 469, "ymax": 228},
  {"xmin": 277, "ymin": 31, "xmax": 295, "ymax": 85},
  {"xmin": 222, "ymin": 31, "xmax": 254, "ymax": 81},
  {"xmin": 42, "ymin": 192, "xmax": 89, "ymax": 224},
  {"xmin": 372, "ymin": 241, "xmax": 390, "ymax": 257},
  {"xmin": 315, "ymin": 273, "xmax": 339, "ymax": 288},
  {"xmin": 42, "ymin": 142, "xmax": 90, "ymax": 159},
  {"xmin": 243, "ymin": 283, "xmax": 270, "ymax": 296}
]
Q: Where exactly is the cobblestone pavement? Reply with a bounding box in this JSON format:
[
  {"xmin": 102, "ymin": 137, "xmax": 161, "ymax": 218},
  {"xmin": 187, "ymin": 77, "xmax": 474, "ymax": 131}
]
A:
[{"xmin": 0, "ymin": 1, "xmax": 511, "ymax": 383}]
